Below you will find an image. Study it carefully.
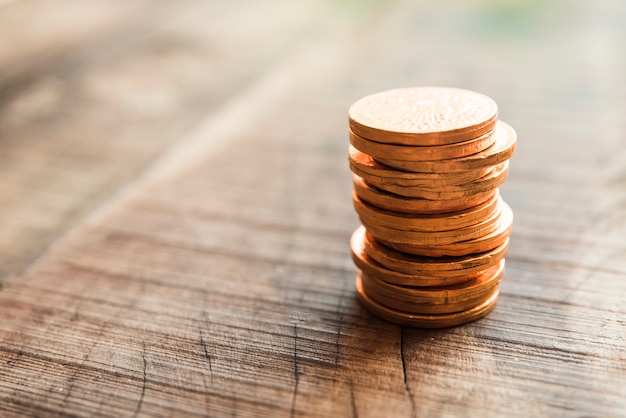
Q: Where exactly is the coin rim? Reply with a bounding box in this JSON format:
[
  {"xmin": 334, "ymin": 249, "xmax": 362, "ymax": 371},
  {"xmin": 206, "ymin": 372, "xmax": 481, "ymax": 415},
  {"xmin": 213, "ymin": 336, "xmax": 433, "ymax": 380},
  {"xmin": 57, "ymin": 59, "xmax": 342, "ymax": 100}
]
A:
[
  {"xmin": 348, "ymin": 87, "xmax": 499, "ymax": 146},
  {"xmin": 360, "ymin": 227, "xmax": 509, "ymax": 276},
  {"xmin": 355, "ymin": 274, "xmax": 500, "ymax": 328},
  {"xmin": 348, "ymin": 146, "xmax": 494, "ymax": 185},
  {"xmin": 359, "ymin": 271, "xmax": 501, "ymax": 314},
  {"xmin": 349, "ymin": 126, "xmax": 496, "ymax": 161},
  {"xmin": 369, "ymin": 163, "xmax": 508, "ymax": 200},
  {"xmin": 353, "ymin": 192, "xmax": 501, "ymax": 232},
  {"xmin": 376, "ymin": 120, "xmax": 516, "ymax": 173},
  {"xmin": 353, "ymin": 174, "xmax": 498, "ymax": 214}
]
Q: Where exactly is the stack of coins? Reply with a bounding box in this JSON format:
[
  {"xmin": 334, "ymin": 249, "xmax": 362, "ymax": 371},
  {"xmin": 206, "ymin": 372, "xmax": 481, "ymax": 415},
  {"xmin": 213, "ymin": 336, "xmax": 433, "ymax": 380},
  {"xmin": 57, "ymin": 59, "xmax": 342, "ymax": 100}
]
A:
[{"xmin": 348, "ymin": 87, "xmax": 516, "ymax": 328}]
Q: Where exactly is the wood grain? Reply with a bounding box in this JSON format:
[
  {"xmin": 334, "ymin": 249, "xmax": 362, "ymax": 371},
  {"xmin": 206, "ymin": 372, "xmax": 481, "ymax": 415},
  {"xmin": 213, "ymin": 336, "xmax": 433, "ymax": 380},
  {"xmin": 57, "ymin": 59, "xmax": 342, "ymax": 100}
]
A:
[
  {"xmin": 1, "ymin": 0, "xmax": 625, "ymax": 417},
  {"xmin": 0, "ymin": 0, "xmax": 328, "ymax": 278}
]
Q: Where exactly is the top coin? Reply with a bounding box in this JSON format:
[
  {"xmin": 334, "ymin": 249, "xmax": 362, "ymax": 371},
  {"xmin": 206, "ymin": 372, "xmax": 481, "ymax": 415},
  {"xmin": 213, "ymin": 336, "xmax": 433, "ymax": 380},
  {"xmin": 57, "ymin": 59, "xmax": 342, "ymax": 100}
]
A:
[{"xmin": 349, "ymin": 87, "xmax": 498, "ymax": 145}]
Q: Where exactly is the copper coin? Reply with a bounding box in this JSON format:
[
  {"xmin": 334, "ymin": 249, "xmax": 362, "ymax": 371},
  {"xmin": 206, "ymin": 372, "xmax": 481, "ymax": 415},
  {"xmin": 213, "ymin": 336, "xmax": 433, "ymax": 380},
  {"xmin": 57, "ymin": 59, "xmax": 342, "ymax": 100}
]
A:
[
  {"xmin": 384, "ymin": 202, "xmax": 513, "ymax": 256},
  {"xmin": 359, "ymin": 268, "xmax": 502, "ymax": 314},
  {"xmin": 362, "ymin": 279, "xmax": 499, "ymax": 314},
  {"xmin": 351, "ymin": 229, "xmax": 478, "ymax": 286},
  {"xmin": 377, "ymin": 120, "xmax": 516, "ymax": 173},
  {"xmin": 358, "ymin": 227, "xmax": 509, "ymax": 276},
  {"xmin": 361, "ymin": 205, "xmax": 503, "ymax": 246},
  {"xmin": 349, "ymin": 87, "xmax": 498, "ymax": 146},
  {"xmin": 355, "ymin": 274, "xmax": 499, "ymax": 328},
  {"xmin": 353, "ymin": 192, "xmax": 500, "ymax": 232},
  {"xmin": 361, "ymin": 260, "xmax": 503, "ymax": 304},
  {"xmin": 373, "ymin": 162, "xmax": 508, "ymax": 200},
  {"xmin": 349, "ymin": 127, "xmax": 496, "ymax": 161},
  {"xmin": 349, "ymin": 146, "xmax": 494, "ymax": 187},
  {"xmin": 361, "ymin": 201, "xmax": 503, "ymax": 246},
  {"xmin": 353, "ymin": 174, "xmax": 497, "ymax": 214}
]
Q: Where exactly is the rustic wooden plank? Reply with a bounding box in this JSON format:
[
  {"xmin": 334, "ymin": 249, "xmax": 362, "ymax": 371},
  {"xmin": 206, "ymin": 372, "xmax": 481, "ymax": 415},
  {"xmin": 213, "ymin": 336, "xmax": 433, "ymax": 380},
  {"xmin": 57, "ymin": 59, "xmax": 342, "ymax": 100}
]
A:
[
  {"xmin": 1, "ymin": 0, "xmax": 625, "ymax": 417},
  {"xmin": 0, "ymin": 0, "xmax": 333, "ymax": 279}
]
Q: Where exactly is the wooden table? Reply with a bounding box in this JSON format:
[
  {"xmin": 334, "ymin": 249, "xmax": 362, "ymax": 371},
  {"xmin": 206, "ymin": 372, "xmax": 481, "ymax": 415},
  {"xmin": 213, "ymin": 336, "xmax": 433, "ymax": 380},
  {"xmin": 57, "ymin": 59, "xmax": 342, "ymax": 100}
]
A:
[{"xmin": 1, "ymin": 1, "xmax": 624, "ymax": 416}]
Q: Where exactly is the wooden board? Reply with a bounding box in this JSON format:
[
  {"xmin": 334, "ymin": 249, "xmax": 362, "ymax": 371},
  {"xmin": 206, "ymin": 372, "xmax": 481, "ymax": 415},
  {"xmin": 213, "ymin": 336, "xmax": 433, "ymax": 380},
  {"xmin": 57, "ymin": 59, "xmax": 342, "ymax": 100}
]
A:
[
  {"xmin": 0, "ymin": 0, "xmax": 328, "ymax": 277},
  {"xmin": 1, "ymin": 0, "xmax": 625, "ymax": 417}
]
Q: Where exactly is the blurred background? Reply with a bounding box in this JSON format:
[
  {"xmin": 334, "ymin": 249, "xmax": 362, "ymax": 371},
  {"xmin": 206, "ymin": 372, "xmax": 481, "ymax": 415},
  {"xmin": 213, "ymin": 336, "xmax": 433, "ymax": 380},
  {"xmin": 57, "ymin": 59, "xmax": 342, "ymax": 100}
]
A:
[{"xmin": 1, "ymin": 0, "xmax": 625, "ymax": 285}]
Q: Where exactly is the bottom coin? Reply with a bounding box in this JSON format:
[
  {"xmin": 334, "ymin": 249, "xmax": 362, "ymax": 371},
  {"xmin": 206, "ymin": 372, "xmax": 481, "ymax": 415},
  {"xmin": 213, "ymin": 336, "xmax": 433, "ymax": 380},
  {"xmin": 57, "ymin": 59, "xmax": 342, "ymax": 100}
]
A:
[{"xmin": 355, "ymin": 274, "xmax": 499, "ymax": 328}]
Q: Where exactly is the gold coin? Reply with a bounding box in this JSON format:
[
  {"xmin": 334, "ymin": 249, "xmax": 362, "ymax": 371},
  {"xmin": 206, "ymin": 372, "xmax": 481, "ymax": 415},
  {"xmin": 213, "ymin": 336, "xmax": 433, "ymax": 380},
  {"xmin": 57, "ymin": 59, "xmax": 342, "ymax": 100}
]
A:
[
  {"xmin": 349, "ymin": 146, "xmax": 494, "ymax": 187},
  {"xmin": 351, "ymin": 228, "xmax": 477, "ymax": 286},
  {"xmin": 355, "ymin": 274, "xmax": 499, "ymax": 328},
  {"xmin": 359, "ymin": 267, "xmax": 502, "ymax": 314},
  {"xmin": 353, "ymin": 192, "xmax": 500, "ymax": 232},
  {"xmin": 349, "ymin": 127, "xmax": 496, "ymax": 161},
  {"xmin": 348, "ymin": 87, "xmax": 498, "ymax": 146},
  {"xmin": 353, "ymin": 174, "xmax": 497, "ymax": 214},
  {"xmin": 377, "ymin": 120, "xmax": 516, "ymax": 173},
  {"xmin": 373, "ymin": 162, "xmax": 508, "ymax": 200},
  {"xmin": 384, "ymin": 202, "xmax": 513, "ymax": 256},
  {"xmin": 361, "ymin": 199, "xmax": 505, "ymax": 246},
  {"xmin": 357, "ymin": 227, "xmax": 509, "ymax": 276}
]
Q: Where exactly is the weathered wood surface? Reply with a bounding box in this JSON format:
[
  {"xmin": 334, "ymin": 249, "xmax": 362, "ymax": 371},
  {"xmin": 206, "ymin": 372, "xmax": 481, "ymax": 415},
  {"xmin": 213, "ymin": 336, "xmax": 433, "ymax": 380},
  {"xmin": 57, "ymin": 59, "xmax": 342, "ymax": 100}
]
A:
[
  {"xmin": 1, "ymin": 0, "xmax": 625, "ymax": 417},
  {"xmin": 0, "ymin": 0, "xmax": 326, "ymax": 277}
]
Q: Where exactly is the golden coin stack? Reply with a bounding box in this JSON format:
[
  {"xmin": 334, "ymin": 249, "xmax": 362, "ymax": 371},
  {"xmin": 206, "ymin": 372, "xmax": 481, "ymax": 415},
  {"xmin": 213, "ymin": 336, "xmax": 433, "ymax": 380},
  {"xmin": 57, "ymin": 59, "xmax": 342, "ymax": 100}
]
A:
[{"xmin": 348, "ymin": 87, "xmax": 516, "ymax": 328}]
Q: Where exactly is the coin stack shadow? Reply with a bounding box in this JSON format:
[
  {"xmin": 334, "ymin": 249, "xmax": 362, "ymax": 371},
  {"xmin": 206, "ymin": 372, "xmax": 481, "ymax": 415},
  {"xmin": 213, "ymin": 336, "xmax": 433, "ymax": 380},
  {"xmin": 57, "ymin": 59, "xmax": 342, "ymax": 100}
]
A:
[{"xmin": 348, "ymin": 87, "xmax": 516, "ymax": 328}]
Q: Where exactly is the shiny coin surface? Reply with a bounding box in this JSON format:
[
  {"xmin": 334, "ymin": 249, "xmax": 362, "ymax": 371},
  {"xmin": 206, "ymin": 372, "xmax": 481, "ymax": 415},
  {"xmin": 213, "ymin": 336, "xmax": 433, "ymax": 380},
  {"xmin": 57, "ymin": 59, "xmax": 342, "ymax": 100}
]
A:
[
  {"xmin": 359, "ymin": 266, "xmax": 502, "ymax": 314},
  {"xmin": 349, "ymin": 127, "xmax": 496, "ymax": 161},
  {"xmin": 351, "ymin": 229, "xmax": 478, "ymax": 286},
  {"xmin": 349, "ymin": 87, "xmax": 498, "ymax": 146},
  {"xmin": 353, "ymin": 192, "xmax": 500, "ymax": 232},
  {"xmin": 356, "ymin": 226, "xmax": 509, "ymax": 277},
  {"xmin": 362, "ymin": 281, "xmax": 499, "ymax": 315},
  {"xmin": 384, "ymin": 202, "xmax": 513, "ymax": 256},
  {"xmin": 348, "ymin": 87, "xmax": 514, "ymax": 328},
  {"xmin": 353, "ymin": 174, "xmax": 497, "ymax": 214},
  {"xmin": 349, "ymin": 146, "xmax": 494, "ymax": 187},
  {"xmin": 361, "ymin": 201, "xmax": 505, "ymax": 246},
  {"xmin": 373, "ymin": 162, "xmax": 508, "ymax": 199},
  {"xmin": 361, "ymin": 260, "xmax": 503, "ymax": 303},
  {"xmin": 356, "ymin": 274, "xmax": 500, "ymax": 328},
  {"xmin": 377, "ymin": 120, "xmax": 516, "ymax": 173}
]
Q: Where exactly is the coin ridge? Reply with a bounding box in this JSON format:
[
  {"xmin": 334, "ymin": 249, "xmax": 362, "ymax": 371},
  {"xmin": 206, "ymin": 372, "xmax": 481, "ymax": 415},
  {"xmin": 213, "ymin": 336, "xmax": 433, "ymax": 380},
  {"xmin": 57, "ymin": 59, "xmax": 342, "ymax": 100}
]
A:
[
  {"xmin": 349, "ymin": 126, "xmax": 496, "ymax": 161},
  {"xmin": 360, "ymin": 199, "xmax": 506, "ymax": 246},
  {"xmin": 359, "ymin": 270, "xmax": 502, "ymax": 314},
  {"xmin": 348, "ymin": 146, "xmax": 494, "ymax": 185},
  {"xmin": 355, "ymin": 274, "xmax": 500, "ymax": 328},
  {"xmin": 370, "ymin": 162, "xmax": 508, "ymax": 200},
  {"xmin": 376, "ymin": 120, "xmax": 516, "ymax": 173},
  {"xmin": 360, "ymin": 260, "xmax": 504, "ymax": 303},
  {"xmin": 351, "ymin": 229, "xmax": 481, "ymax": 286},
  {"xmin": 358, "ymin": 227, "xmax": 510, "ymax": 276},
  {"xmin": 353, "ymin": 192, "xmax": 501, "ymax": 232},
  {"xmin": 383, "ymin": 205, "xmax": 513, "ymax": 257},
  {"xmin": 353, "ymin": 174, "xmax": 497, "ymax": 214}
]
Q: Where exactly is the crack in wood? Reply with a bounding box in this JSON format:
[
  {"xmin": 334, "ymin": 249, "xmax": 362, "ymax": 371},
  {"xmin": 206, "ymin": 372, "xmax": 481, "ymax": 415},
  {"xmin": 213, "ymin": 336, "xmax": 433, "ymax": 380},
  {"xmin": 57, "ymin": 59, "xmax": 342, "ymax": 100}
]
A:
[
  {"xmin": 133, "ymin": 341, "xmax": 147, "ymax": 418},
  {"xmin": 289, "ymin": 321, "xmax": 300, "ymax": 418},
  {"xmin": 333, "ymin": 268, "xmax": 350, "ymax": 375},
  {"xmin": 349, "ymin": 378, "xmax": 358, "ymax": 418},
  {"xmin": 400, "ymin": 329, "xmax": 416, "ymax": 418},
  {"xmin": 60, "ymin": 303, "xmax": 117, "ymax": 413},
  {"xmin": 199, "ymin": 335, "xmax": 214, "ymax": 383},
  {"xmin": 198, "ymin": 310, "xmax": 213, "ymax": 416}
]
